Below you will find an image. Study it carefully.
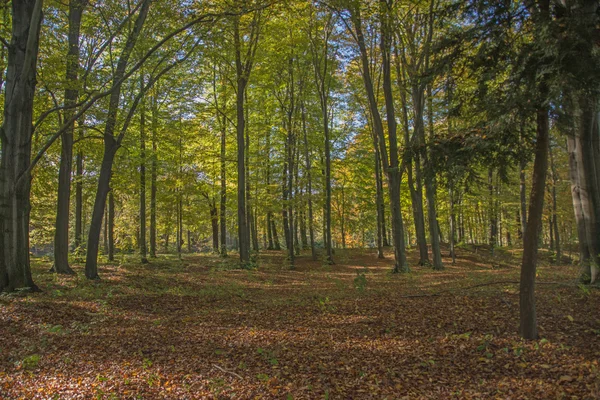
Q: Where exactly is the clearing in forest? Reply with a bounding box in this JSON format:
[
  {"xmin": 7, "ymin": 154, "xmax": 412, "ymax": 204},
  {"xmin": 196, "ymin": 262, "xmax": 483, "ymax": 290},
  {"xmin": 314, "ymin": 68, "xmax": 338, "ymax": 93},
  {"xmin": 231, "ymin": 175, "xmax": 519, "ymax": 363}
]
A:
[{"xmin": 0, "ymin": 247, "xmax": 598, "ymax": 399}]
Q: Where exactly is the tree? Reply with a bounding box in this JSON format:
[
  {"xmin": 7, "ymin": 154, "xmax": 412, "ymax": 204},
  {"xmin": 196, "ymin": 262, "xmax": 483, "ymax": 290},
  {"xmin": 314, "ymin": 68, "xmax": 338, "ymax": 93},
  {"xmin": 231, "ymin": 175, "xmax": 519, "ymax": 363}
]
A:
[
  {"xmin": 0, "ymin": 0, "xmax": 44, "ymax": 292},
  {"xmin": 52, "ymin": 0, "xmax": 89, "ymax": 275},
  {"xmin": 232, "ymin": 7, "xmax": 261, "ymax": 266}
]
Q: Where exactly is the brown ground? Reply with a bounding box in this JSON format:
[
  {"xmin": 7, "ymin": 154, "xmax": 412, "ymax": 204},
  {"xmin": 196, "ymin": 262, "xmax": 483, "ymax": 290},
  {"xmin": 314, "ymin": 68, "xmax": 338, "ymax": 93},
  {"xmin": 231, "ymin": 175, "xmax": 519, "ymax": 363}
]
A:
[{"xmin": 0, "ymin": 246, "xmax": 598, "ymax": 399}]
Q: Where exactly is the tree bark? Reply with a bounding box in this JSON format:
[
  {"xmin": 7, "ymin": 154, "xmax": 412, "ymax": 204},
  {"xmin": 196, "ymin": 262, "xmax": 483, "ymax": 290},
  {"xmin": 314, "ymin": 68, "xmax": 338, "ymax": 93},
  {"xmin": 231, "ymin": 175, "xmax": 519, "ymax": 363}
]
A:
[
  {"xmin": 549, "ymin": 144, "xmax": 561, "ymax": 263},
  {"xmin": 0, "ymin": 0, "xmax": 43, "ymax": 292},
  {"xmin": 415, "ymin": 84, "xmax": 443, "ymax": 270},
  {"xmin": 233, "ymin": 12, "xmax": 260, "ymax": 265},
  {"xmin": 568, "ymin": 95, "xmax": 600, "ymax": 283},
  {"xmin": 210, "ymin": 201, "xmax": 219, "ymax": 252},
  {"xmin": 139, "ymin": 74, "xmax": 148, "ymax": 264},
  {"xmin": 520, "ymin": 83, "xmax": 550, "ymax": 340},
  {"xmin": 150, "ymin": 87, "xmax": 158, "ymax": 258},
  {"xmin": 75, "ymin": 120, "xmax": 84, "ymax": 250},
  {"xmin": 53, "ymin": 0, "xmax": 87, "ymax": 274},
  {"xmin": 219, "ymin": 99, "xmax": 228, "ymax": 257},
  {"xmin": 351, "ymin": 3, "xmax": 408, "ymax": 272},
  {"xmin": 84, "ymin": 0, "xmax": 151, "ymax": 279}
]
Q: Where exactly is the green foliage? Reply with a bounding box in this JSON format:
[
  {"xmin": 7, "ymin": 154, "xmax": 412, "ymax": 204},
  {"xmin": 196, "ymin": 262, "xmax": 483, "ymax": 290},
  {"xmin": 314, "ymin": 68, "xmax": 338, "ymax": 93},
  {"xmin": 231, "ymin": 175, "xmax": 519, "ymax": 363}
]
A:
[
  {"xmin": 353, "ymin": 271, "xmax": 368, "ymax": 292},
  {"xmin": 20, "ymin": 354, "xmax": 41, "ymax": 370}
]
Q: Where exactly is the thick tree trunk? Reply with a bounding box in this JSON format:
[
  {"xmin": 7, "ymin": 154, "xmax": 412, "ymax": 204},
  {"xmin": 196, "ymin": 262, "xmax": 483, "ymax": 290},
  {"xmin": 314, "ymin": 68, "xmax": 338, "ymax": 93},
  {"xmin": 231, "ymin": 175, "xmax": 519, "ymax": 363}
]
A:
[
  {"xmin": 0, "ymin": 0, "xmax": 43, "ymax": 292},
  {"xmin": 53, "ymin": 0, "xmax": 86, "ymax": 274},
  {"xmin": 520, "ymin": 93, "xmax": 550, "ymax": 340},
  {"xmin": 568, "ymin": 96, "xmax": 600, "ymax": 283}
]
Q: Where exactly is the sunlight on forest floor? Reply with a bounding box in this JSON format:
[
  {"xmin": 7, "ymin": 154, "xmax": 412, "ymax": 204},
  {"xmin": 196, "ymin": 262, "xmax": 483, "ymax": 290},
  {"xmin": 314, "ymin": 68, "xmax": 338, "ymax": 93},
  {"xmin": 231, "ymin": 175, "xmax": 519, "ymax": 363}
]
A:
[{"xmin": 1, "ymin": 247, "xmax": 599, "ymax": 399}]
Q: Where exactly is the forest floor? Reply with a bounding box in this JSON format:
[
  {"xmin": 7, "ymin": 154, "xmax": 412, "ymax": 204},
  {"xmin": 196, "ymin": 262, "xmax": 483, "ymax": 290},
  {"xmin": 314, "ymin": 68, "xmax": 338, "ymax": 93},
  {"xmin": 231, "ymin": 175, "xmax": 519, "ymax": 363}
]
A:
[{"xmin": 1, "ymin": 245, "xmax": 599, "ymax": 399}]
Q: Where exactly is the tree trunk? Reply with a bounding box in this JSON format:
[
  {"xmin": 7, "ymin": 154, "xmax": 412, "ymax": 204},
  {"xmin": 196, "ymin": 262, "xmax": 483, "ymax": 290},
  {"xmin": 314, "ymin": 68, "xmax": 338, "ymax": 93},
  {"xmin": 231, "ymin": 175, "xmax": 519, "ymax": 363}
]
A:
[
  {"xmin": 449, "ymin": 185, "xmax": 457, "ymax": 265},
  {"xmin": 549, "ymin": 151, "xmax": 561, "ymax": 257},
  {"xmin": 0, "ymin": 0, "xmax": 43, "ymax": 292},
  {"xmin": 400, "ymin": 85, "xmax": 428, "ymax": 264},
  {"xmin": 352, "ymin": 4, "xmax": 408, "ymax": 273},
  {"xmin": 150, "ymin": 88, "xmax": 158, "ymax": 258},
  {"xmin": 567, "ymin": 95, "xmax": 600, "ymax": 283},
  {"xmin": 267, "ymin": 211, "xmax": 274, "ymax": 250},
  {"xmin": 520, "ymin": 157, "xmax": 528, "ymax": 239},
  {"xmin": 271, "ymin": 218, "xmax": 281, "ymax": 250},
  {"xmin": 520, "ymin": 86, "xmax": 550, "ymax": 340},
  {"xmin": 373, "ymin": 133, "xmax": 385, "ymax": 259},
  {"xmin": 53, "ymin": 0, "xmax": 87, "ymax": 274},
  {"xmin": 219, "ymin": 105, "xmax": 227, "ymax": 257},
  {"xmin": 85, "ymin": 140, "xmax": 117, "ymax": 279},
  {"xmin": 210, "ymin": 202, "xmax": 219, "ymax": 252},
  {"xmin": 75, "ymin": 120, "xmax": 84, "ymax": 250},
  {"xmin": 139, "ymin": 74, "xmax": 148, "ymax": 264},
  {"xmin": 84, "ymin": 0, "xmax": 151, "ymax": 279},
  {"xmin": 488, "ymin": 168, "xmax": 498, "ymax": 253},
  {"xmin": 412, "ymin": 84, "xmax": 443, "ymax": 270},
  {"xmin": 233, "ymin": 15, "xmax": 256, "ymax": 266}
]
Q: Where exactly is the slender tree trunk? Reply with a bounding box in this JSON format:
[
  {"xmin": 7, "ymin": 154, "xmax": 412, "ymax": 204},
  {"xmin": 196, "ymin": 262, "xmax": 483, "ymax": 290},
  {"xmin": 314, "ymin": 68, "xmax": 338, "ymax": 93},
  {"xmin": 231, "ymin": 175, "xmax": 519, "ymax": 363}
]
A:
[
  {"xmin": 400, "ymin": 88, "xmax": 428, "ymax": 263},
  {"xmin": 103, "ymin": 205, "xmax": 108, "ymax": 255},
  {"xmin": 267, "ymin": 212, "xmax": 274, "ymax": 250},
  {"xmin": 423, "ymin": 84, "xmax": 443, "ymax": 270},
  {"xmin": 53, "ymin": 0, "xmax": 87, "ymax": 274},
  {"xmin": 210, "ymin": 202, "xmax": 219, "ymax": 252},
  {"xmin": 352, "ymin": 5, "xmax": 408, "ymax": 272},
  {"xmin": 75, "ymin": 120, "xmax": 84, "ymax": 250},
  {"xmin": 84, "ymin": 0, "xmax": 151, "ymax": 279},
  {"xmin": 245, "ymin": 94, "xmax": 258, "ymax": 253},
  {"xmin": 520, "ymin": 153, "xmax": 528, "ymax": 239},
  {"xmin": 372, "ymin": 130, "xmax": 385, "ymax": 259},
  {"xmin": 219, "ymin": 107, "xmax": 227, "ymax": 257},
  {"xmin": 488, "ymin": 168, "xmax": 498, "ymax": 253},
  {"xmin": 301, "ymin": 102, "xmax": 317, "ymax": 260},
  {"xmin": 520, "ymin": 82, "xmax": 550, "ymax": 340},
  {"xmin": 107, "ymin": 185, "xmax": 115, "ymax": 263},
  {"xmin": 0, "ymin": 0, "xmax": 43, "ymax": 292},
  {"xmin": 139, "ymin": 74, "xmax": 148, "ymax": 264},
  {"xmin": 265, "ymin": 135, "xmax": 274, "ymax": 252},
  {"xmin": 150, "ymin": 88, "xmax": 158, "ymax": 258},
  {"xmin": 449, "ymin": 185, "xmax": 457, "ymax": 265},
  {"xmin": 233, "ymin": 14, "xmax": 258, "ymax": 265}
]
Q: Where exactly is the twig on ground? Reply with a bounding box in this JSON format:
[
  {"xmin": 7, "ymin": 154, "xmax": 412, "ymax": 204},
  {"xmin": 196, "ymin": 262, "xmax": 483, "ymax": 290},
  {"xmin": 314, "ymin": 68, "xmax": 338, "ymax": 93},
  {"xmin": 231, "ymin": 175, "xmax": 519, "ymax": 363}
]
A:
[{"xmin": 212, "ymin": 364, "xmax": 243, "ymax": 380}]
